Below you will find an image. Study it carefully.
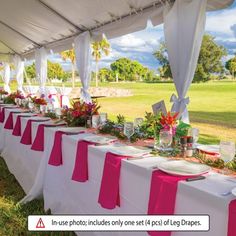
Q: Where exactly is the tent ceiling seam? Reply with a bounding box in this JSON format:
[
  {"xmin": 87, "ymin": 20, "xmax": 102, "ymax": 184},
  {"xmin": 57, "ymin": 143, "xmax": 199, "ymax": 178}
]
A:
[
  {"xmin": 37, "ymin": 0, "xmax": 86, "ymax": 32},
  {"xmin": 0, "ymin": 39, "xmax": 19, "ymax": 55},
  {"xmin": 0, "ymin": 20, "xmax": 41, "ymax": 47}
]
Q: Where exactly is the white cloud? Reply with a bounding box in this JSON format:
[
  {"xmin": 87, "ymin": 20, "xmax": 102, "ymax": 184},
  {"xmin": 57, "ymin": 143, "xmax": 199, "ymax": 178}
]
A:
[
  {"xmin": 231, "ymin": 24, "xmax": 236, "ymax": 37},
  {"xmin": 206, "ymin": 8, "xmax": 236, "ymax": 36}
]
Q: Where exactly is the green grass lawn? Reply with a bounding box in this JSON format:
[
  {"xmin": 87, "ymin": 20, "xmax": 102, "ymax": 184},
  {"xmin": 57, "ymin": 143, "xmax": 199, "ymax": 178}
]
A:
[
  {"xmin": 96, "ymin": 81, "xmax": 236, "ymax": 144},
  {"xmin": 3, "ymin": 80, "xmax": 236, "ymax": 143},
  {"xmin": 0, "ymin": 157, "xmax": 74, "ymax": 236}
]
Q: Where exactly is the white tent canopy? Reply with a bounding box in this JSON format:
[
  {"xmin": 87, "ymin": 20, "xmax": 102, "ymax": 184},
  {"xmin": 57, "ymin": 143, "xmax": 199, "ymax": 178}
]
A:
[
  {"xmin": 0, "ymin": 0, "xmax": 234, "ymax": 121},
  {"xmin": 0, "ymin": 0, "xmax": 233, "ymax": 60}
]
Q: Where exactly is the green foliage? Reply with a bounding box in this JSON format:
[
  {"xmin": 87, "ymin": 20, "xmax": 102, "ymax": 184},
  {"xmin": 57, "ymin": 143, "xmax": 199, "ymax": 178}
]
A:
[
  {"xmin": 175, "ymin": 121, "xmax": 191, "ymax": 139},
  {"xmin": 24, "ymin": 61, "xmax": 70, "ymax": 81},
  {"xmin": 24, "ymin": 62, "xmax": 36, "ymax": 79},
  {"xmin": 153, "ymin": 34, "xmax": 227, "ymax": 82},
  {"xmin": 98, "ymin": 68, "xmax": 114, "ymax": 82},
  {"xmin": 225, "ymin": 55, "xmax": 236, "ymax": 78},
  {"xmin": 110, "ymin": 57, "xmax": 153, "ymax": 82}
]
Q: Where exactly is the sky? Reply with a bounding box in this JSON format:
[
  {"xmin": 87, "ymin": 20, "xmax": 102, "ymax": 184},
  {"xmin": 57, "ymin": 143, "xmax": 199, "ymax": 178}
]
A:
[{"xmin": 47, "ymin": 1, "xmax": 236, "ymax": 72}]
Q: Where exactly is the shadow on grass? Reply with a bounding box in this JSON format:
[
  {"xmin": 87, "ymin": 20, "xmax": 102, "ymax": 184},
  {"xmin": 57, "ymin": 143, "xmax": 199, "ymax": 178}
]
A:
[
  {"xmin": 0, "ymin": 157, "xmax": 75, "ymax": 236},
  {"xmin": 189, "ymin": 111, "xmax": 236, "ymax": 128}
]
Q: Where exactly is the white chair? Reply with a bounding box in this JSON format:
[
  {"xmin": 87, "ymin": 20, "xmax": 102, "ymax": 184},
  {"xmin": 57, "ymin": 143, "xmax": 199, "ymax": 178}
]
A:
[
  {"xmin": 45, "ymin": 86, "xmax": 60, "ymax": 108},
  {"xmin": 55, "ymin": 86, "xmax": 72, "ymax": 108}
]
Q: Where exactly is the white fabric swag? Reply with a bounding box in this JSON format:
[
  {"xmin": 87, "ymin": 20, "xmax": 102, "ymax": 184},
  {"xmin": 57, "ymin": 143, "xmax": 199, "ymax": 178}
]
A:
[
  {"xmin": 74, "ymin": 31, "xmax": 92, "ymax": 103},
  {"xmin": 164, "ymin": 0, "xmax": 207, "ymax": 124},
  {"xmin": 3, "ymin": 63, "xmax": 11, "ymax": 93},
  {"xmin": 35, "ymin": 47, "xmax": 48, "ymax": 95},
  {"xmin": 13, "ymin": 55, "xmax": 25, "ymax": 93}
]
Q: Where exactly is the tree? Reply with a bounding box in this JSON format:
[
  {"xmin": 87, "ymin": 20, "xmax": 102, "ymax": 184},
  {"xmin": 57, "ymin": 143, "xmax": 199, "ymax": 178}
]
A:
[
  {"xmin": 110, "ymin": 58, "xmax": 153, "ymax": 82},
  {"xmin": 92, "ymin": 38, "xmax": 110, "ymax": 87},
  {"xmin": 98, "ymin": 68, "xmax": 114, "ymax": 82},
  {"xmin": 24, "ymin": 61, "xmax": 69, "ymax": 82},
  {"xmin": 47, "ymin": 61, "xmax": 65, "ymax": 80},
  {"xmin": 226, "ymin": 55, "xmax": 236, "ymax": 79},
  {"xmin": 153, "ymin": 34, "xmax": 227, "ymax": 82},
  {"xmin": 60, "ymin": 49, "xmax": 76, "ymax": 87}
]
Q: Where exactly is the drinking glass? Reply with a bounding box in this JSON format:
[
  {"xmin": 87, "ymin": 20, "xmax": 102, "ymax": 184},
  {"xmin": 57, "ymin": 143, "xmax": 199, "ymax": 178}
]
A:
[
  {"xmin": 159, "ymin": 130, "xmax": 172, "ymax": 150},
  {"xmin": 55, "ymin": 108, "xmax": 62, "ymax": 119},
  {"xmin": 14, "ymin": 98, "xmax": 19, "ymax": 105},
  {"xmin": 40, "ymin": 105, "xmax": 46, "ymax": 114},
  {"xmin": 134, "ymin": 117, "xmax": 144, "ymax": 127},
  {"xmin": 188, "ymin": 128, "xmax": 199, "ymax": 148},
  {"xmin": 220, "ymin": 141, "xmax": 235, "ymax": 174},
  {"xmin": 28, "ymin": 102, "xmax": 34, "ymax": 113},
  {"xmin": 47, "ymin": 103, "xmax": 53, "ymax": 112},
  {"xmin": 92, "ymin": 115, "xmax": 100, "ymax": 128},
  {"xmin": 124, "ymin": 122, "xmax": 134, "ymax": 143},
  {"xmin": 99, "ymin": 113, "xmax": 107, "ymax": 125}
]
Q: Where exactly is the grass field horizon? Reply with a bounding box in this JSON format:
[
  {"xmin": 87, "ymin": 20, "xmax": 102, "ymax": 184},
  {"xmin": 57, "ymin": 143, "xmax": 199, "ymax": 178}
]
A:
[{"xmin": 2, "ymin": 80, "xmax": 236, "ymax": 144}]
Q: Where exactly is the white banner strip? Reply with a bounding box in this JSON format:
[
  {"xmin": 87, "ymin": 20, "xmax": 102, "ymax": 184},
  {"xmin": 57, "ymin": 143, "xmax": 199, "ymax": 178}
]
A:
[{"xmin": 28, "ymin": 215, "xmax": 209, "ymax": 232}]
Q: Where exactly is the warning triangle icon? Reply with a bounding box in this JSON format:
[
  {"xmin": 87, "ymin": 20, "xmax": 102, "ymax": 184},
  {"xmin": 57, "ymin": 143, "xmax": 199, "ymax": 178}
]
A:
[{"xmin": 36, "ymin": 218, "xmax": 45, "ymax": 229}]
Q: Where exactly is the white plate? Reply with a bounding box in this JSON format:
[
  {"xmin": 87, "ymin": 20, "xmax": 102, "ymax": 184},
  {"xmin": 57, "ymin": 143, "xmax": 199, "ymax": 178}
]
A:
[
  {"xmin": 108, "ymin": 145, "xmax": 150, "ymax": 157},
  {"xmin": 158, "ymin": 160, "xmax": 211, "ymax": 176},
  {"xmin": 82, "ymin": 135, "xmax": 117, "ymax": 144},
  {"xmin": 232, "ymin": 187, "xmax": 236, "ymax": 196},
  {"xmin": 196, "ymin": 144, "xmax": 219, "ymax": 155}
]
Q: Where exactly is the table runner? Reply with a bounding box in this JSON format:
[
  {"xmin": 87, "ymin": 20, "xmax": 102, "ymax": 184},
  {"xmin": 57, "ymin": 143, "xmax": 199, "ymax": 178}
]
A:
[
  {"xmin": 4, "ymin": 111, "xmax": 22, "ymax": 129},
  {"xmin": 48, "ymin": 130, "xmax": 83, "ymax": 166},
  {"xmin": 0, "ymin": 106, "xmax": 17, "ymax": 123},
  {"xmin": 147, "ymin": 170, "xmax": 190, "ymax": 236},
  {"xmin": 98, "ymin": 152, "xmax": 129, "ymax": 210},
  {"xmin": 12, "ymin": 114, "xmax": 37, "ymax": 136},
  {"xmin": 20, "ymin": 119, "xmax": 50, "ymax": 145},
  {"xmin": 228, "ymin": 199, "xmax": 236, "ymax": 236},
  {"xmin": 31, "ymin": 123, "xmax": 66, "ymax": 151},
  {"xmin": 71, "ymin": 140, "xmax": 95, "ymax": 182}
]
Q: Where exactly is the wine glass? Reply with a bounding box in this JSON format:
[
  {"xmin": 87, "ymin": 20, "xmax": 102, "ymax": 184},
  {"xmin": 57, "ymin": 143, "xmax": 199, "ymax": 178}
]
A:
[
  {"xmin": 124, "ymin": 122, "xmax": 134, "ymax": 143},
  {"xmin": 188, "ymin": 128, "xmax": 199, "ymax": 148},
  {"xmin": 220, "ymin": 141, "xmax": 235, "ymax": 174},
  {"xmin": 55, "ymin": 108, "xmax": 62, "ymax": 119},
  {"xmin": 134, "ymin": 117, "xmax": 144, "ymax": 127},
  {"xmin": 47, "ymin": 103, "xmax": 53, "ymax": 113},
  {"xmin": 92, "ymin": 115, "xmax": 100, "ymax": 128},
  {"xmin": 159, "ymin": 130, "xmax": 172, "ymax": 150},
  {"xmin": 99, "ymin": 113, "xmax": 107, "ymax": 125},
  {"xmin": 40, "ymin": 105, "xmax": 46, "ymax": 115},
  {"xmin": 28, "ymin": 102, "xmax": 34, "ymax": 113}
]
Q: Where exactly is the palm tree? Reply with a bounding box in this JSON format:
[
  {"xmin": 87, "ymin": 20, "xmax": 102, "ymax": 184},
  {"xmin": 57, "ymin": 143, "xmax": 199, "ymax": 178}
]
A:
[
  {"xmin": 92, "ymin": 38, "xmax": 110, "ymax": 87},
  {"xmin": 61, "ymin": 49, "xmax": 76, "ymax": 88}
]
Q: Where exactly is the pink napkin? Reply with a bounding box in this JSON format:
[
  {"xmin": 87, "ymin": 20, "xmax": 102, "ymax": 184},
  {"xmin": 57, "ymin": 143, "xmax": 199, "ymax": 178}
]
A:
[
  {"xmin": 20, "ymin": 119, "xmax": 50, "ymax": 145},
  {"xmin": 12, "ymin": 114, "xmax": 36, "ymax": 136},
  {"xmin": 98, "ymin": 152, "xmax": 128, "ymax": 209},
  {"xmin": 228, "ymin": 199, "xmax": 236, "ymax": 236},
  {"xmin": 0, "ymin": 107, "xmax": 5, "ymax": 123},
  {"xmin": 48, "ymin": 130, "xmax": 82, "ymax": 166},
  {"xmin": 31, "ymin": 123, "xmax": 66, "ymax": 151},
  {"xmin": 4, "ymin": 112, "xmax": 14, "ymax": 129},
  {"xmin": 71, "ymin": 140, "xmax": 95, "ymax": 182},
  {"xmin": 0, "ymin": 106, "xmax": 17, "ymax": 123},
  {"xmin": 147, "ymin": 170, "xmax": 189, "ymax": 236}
]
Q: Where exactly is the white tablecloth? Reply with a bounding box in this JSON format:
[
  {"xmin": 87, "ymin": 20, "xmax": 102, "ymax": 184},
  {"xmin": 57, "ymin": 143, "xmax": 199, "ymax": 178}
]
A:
[{"xmin": 0, "ymin": 106, "xmax": 235, "ymax": 236}]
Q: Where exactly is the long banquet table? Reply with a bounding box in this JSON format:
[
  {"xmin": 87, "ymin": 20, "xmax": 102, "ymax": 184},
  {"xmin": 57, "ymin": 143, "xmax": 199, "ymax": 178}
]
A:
[{"xmin": 0, "ymin": 104, "xmax": 235, "ymax": 236}]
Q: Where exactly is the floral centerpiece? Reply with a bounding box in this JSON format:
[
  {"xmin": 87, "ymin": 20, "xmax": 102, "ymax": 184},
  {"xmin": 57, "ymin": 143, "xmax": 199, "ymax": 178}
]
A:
[
  {"xmin": 3, "ymin": 90, "xmax": 25, "ymax": 104},
  {"xmin": 0, "ymin": 89, "xmax": 9, "ymax": 100},
  {"xmin": 139, "ymin": 112, "xmax": 191, "ymax": 143},
  {"xmin": 61, "ymin": 99, "xmax": 100, "ymax": 127},
  {"xmin": 31, "ymin": 96, "xmax": 47, "ymax": 107}
]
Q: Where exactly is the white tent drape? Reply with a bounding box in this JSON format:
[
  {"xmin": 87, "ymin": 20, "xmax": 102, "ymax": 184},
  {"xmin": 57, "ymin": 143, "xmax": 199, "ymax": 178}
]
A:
[
  {"xmin": 164, "ymin": 0, "xmax": 207, "ymax": 123},
  {"xmin": 3, "ymin": 63, "xmax": 11, "ymax": 93},
  {"xmin": 35, "ymin": 47, "xmax": 48, "ymax": 95},
  {"xmin": 74, "ymin": 31, "xmax": 92, "ymax": 103},
  {"xmin": 13, "ymin": 55, "xmax": 25, "ymax": 93}
]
